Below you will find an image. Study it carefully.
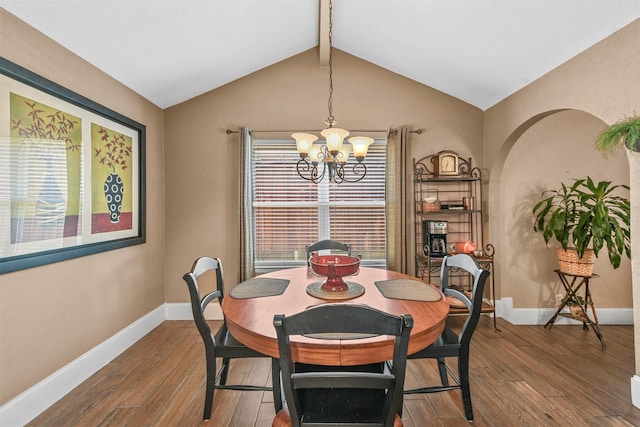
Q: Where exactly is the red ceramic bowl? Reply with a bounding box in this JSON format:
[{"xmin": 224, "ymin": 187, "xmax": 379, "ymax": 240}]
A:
[{"xmin": 309, "ymin": 254, "xmax": 361, "ymax": 278}]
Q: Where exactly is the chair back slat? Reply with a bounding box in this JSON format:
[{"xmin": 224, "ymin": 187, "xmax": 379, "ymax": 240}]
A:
[{"xmin": 305, "ymin": 239, "xmax": 352, "ymax": 265}]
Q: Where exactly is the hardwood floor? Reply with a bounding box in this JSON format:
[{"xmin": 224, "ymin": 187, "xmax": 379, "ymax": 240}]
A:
[{"xmin": 28, "ymin": 316, "xmax": 640, "ymax": 426}]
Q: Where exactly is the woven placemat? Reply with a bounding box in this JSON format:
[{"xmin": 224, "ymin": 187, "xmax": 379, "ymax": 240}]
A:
[
  {"xmin": 374, "ymin": 279, "xmax": 442, "ymax": 302},
  {"xmin": 229, "ymin": 278, "xmax": 290, "ymax": 299}
]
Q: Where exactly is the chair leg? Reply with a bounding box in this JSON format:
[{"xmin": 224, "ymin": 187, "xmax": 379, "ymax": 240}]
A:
[
  {"xmin": 271, "ymin": 358, "xmax": 283, "ymax": 412},
  {"xmin": 219, "ymin": 357, "xmax": 230, "ymax": 385},
  {"xmin": 458, "ymin": 354, "xmax": 473, "ymax": 422},
  {"xmin": 437, "ymin": 357, "xmax": 449, "ymax": 387},
  {"xmin": 204, "ymin": 352, "xmax": 217, "ymax": 420}
]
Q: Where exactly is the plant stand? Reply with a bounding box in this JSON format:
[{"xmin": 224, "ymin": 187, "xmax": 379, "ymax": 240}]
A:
[{"xmin": 544, "ymin": 270, "xmax": 605, "ymax": 349}]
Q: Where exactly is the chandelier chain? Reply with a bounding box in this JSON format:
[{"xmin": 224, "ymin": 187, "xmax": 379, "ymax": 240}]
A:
[{"xmin": 326, "ymin": 0, "xmax": 335, "ymax": 127}]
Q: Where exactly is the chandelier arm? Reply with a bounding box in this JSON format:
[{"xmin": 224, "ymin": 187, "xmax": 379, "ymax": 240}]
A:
[
  {"xmin": 313, "ymin": 162, "xmax": 327, "ymax": 184},
  {"xmin": 296, "ymin": 159, "xmax": 328, "ymax": 184},
  {"xmin": 297, "ymin": 159, "xmax": 317, "ymax": 181},
  {"xmin": 334, "ymin": 162, "xmax": 345, "ymax": 184},
  {"xmin": 339, "ymin": 162, "xmax": 367, "ymax": 183}
]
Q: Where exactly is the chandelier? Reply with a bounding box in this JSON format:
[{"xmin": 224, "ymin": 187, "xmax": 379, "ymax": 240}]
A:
[{"xmin": 292, "ymin": 0, "xmax": 373, "ymax": 184}]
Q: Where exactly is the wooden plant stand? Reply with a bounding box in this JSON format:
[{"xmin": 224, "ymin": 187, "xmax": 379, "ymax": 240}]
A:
[{"xmin": 544, "ymin": 270, "xmax": 605, "ymax": 349}]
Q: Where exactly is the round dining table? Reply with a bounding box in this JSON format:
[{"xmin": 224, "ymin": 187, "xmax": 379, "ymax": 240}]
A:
[{"xmin": 222, "ymin": 266, "xmax": 450, "ymax": 366}]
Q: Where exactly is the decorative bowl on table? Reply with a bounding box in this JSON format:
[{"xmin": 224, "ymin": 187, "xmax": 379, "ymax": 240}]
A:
[{"xmin": 307, "ymin": 253, "xmax": 364, "ymax": 300}]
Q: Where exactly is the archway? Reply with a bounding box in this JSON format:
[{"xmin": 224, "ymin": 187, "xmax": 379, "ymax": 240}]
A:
[{"xmin": 488, "ymin": 109, "xmax": 631, "ymax": 322}]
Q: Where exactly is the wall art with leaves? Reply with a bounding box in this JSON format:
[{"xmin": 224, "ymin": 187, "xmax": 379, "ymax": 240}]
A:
[{"xmin": 0, "ymin": 57, "xmax": 145, "ymax": 273}]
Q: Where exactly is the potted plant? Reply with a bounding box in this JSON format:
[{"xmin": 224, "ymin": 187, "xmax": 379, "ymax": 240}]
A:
[
  {"xmin": 532, "ymin": 177, "xmax": 630, "ymax": 274},
  {"xmin": 594, "ymin": 115, "xmax": 640, "ymax": 155}
]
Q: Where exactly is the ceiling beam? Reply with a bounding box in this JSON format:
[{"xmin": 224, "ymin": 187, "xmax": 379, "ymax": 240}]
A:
[{"xmin": 318, "ymin": 0, "xmax": 329, "ymax": 67}]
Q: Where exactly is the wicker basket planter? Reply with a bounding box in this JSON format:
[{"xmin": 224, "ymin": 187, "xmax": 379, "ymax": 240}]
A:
[{"xmin": 557, "ymin": 247, "xmax": 595, "ymax": 277}]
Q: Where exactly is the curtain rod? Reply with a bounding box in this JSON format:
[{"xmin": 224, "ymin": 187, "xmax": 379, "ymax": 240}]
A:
[{"xmin": 225, "ymin": 128, "xmax": 424, "ymax": 136}]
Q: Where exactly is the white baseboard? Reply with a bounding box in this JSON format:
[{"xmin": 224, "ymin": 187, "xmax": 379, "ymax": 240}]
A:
[
  {"xmin": 0, "ymin": 300, "xmax": 633, "ymax": 426},
  {"xmin": 0, "ymin": 305, "xmax": 165, "ymax": 427},
  {"xmin": 165, "ymin": 302, "xmax": 222, "ymax": 320},
  {"xmin": 498, "ymin": 297, "xmax": 634, "ymax": 325},
  {"xmin": 632, "ymin": 376, "xmax": 640, "ymax": 408}
]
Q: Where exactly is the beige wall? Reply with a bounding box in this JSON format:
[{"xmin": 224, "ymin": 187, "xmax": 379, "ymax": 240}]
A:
[
  {"xmin": 163, "ymin": 48, "xmax": 484, "ymax": 301},
  {"xmin": 499, "ymin": 111, "xmax": 630, "ymax": 308},
  {"xmin": 484, "ymin": 19, "xmax": 639, "ymax": 311},
  {"xmin": 0, "ymin": 10, "xmax": 165, "ymax": 405}
]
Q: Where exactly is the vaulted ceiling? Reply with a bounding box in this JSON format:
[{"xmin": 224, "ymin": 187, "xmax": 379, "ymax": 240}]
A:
[{"xmin": 3, "ymin": 0, "xmax": 640, "ymax": 110}]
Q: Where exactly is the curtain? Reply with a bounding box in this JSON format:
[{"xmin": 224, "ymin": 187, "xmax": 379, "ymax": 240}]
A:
[
  {"xmin": 238, "ymin": 127, "xmax": 255, "ymax": 282},
  {"xmin": 385, "ymin": 127, "xmax": 410, "ymax": 273}
]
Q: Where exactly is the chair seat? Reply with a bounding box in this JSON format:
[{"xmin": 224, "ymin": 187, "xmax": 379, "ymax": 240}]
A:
[
  {"xmin": 212, "ymin": 323, "xmax": 262, "ymax": 355},
  {"xmin": 408, "ymin": 324, "xmax": 460, "ymax": 359},
  {"xmin": 272, "ymin": 407, "xmax": 404, "ymax": 427}
]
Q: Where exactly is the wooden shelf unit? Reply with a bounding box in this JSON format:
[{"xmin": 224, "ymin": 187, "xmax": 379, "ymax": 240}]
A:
[{"xmin": 413, "ymin": 152, "xmax": 498, "ymax": 329}]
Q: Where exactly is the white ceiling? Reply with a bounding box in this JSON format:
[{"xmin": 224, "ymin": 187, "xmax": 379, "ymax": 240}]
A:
[{"xmin": 2, "ymin": 0, "xmax": 640, "ymax": 110}]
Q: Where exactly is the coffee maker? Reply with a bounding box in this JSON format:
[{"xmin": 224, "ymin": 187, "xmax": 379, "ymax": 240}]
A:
[{"xmin": 423, "ymin": 220, "xmax": 448, "ymax": 257}]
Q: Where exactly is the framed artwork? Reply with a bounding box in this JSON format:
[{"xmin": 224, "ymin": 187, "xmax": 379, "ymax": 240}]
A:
[{"xmin": 0, "ymin": 57, "xmax": 146, "ymax": 274}]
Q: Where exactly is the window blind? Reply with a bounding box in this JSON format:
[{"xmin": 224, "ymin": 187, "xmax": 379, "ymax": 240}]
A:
[{"xmin": 253, "ymin": 139, "xmax": 387, "ymax": 272}]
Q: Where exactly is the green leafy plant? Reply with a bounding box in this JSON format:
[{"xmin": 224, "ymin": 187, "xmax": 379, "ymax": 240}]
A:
[
  {"xmin": 532, "ymin": 177, "xmax": 630, "ymax": 269},
  {"xmin": 595, "ymin": 115, "xmax": 640, "ymax": 155}
]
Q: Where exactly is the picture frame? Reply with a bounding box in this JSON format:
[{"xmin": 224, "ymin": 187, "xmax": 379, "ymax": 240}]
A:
[{"xmin": 0, "ymin": 57, "xmax": 146, "ymax": 274}]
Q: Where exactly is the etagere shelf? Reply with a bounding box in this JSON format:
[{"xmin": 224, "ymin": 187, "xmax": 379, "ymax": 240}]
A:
[{"xmin": 413, "ymin": 151, "xmax": 498, "ymax": 329}]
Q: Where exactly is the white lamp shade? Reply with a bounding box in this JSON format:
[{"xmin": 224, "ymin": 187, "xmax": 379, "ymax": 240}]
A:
[
  {"xmin": 309, "ymin": 143, "xmax": 324, "ymax": 162},
  {"xmin": 321, "ymin": 127, "xmax": 349, "ymax": 153},
  {"xmin": 292, "ymin": 133, "xmax": 318, "ymax": 156},
  {"xmin": 337, "ymin": 144, "xmax": 351, "ymax": 163},
  {"xmin": 349, "ymin": 136, "xmax": 374, "ymax": 160}
]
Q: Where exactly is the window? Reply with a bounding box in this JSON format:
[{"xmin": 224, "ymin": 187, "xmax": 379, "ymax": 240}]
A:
[{"xmin": 253, "ymin": 139, "xmax": 387, "ymax": 273}]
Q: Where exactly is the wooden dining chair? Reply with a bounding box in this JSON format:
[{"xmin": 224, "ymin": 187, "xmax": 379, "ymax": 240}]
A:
[
  {"xmin": 272, "ymin": 303, "xmax": 413, "ymax": 427},
  {"xmin": 305, "ymin": 239, "xmax": 351, "ymax": 265},
  {"xmin": 403, "ymin": 254, "xmax": 490, "ymax": 422},
  {"xmin": 183, "ymin": 256, "xmax": 282, "ymax": 421}
]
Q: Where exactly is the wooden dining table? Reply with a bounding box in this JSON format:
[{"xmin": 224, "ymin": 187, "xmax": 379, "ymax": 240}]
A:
[{"xmin": 222, "ymin": 266, "xmax": 450, "ymax": 366}]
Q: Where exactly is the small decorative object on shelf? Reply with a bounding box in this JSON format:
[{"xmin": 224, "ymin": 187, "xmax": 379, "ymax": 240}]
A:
[
  {"xmin": 421, "ymin": 189, "xmax": 441, "ymax": 211},
  {"xmin": 454, "ymin": 241, "xmax": 478, "ymax": 254},
  {"xmin": 433, "ymin": 150, "xmax": 460, "ymax": 176}
]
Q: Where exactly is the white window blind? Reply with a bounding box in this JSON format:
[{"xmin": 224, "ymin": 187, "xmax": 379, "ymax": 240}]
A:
[{"xmin": 253, "ymin": 139, "xmax": 387, "ymax": 273}]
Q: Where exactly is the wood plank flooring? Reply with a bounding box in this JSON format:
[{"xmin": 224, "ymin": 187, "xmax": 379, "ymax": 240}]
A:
[{"xmin": 28, "ymin": 316, "xmax": 640, "ymax": 426}]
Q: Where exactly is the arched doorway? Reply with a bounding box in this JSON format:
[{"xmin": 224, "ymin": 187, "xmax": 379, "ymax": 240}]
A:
[{"xmin": 489, "ymin": 109, "xmax": 631, "ymax": 323}]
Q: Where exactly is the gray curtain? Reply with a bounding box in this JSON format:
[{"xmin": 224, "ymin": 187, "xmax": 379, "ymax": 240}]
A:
[
  {"xmin": 238, "ymin": 127, "xmax": 255, "ymax": 282},
  {"xmin": 385, "ymin": 127, "xmax": 410, "ymax": 273}
]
